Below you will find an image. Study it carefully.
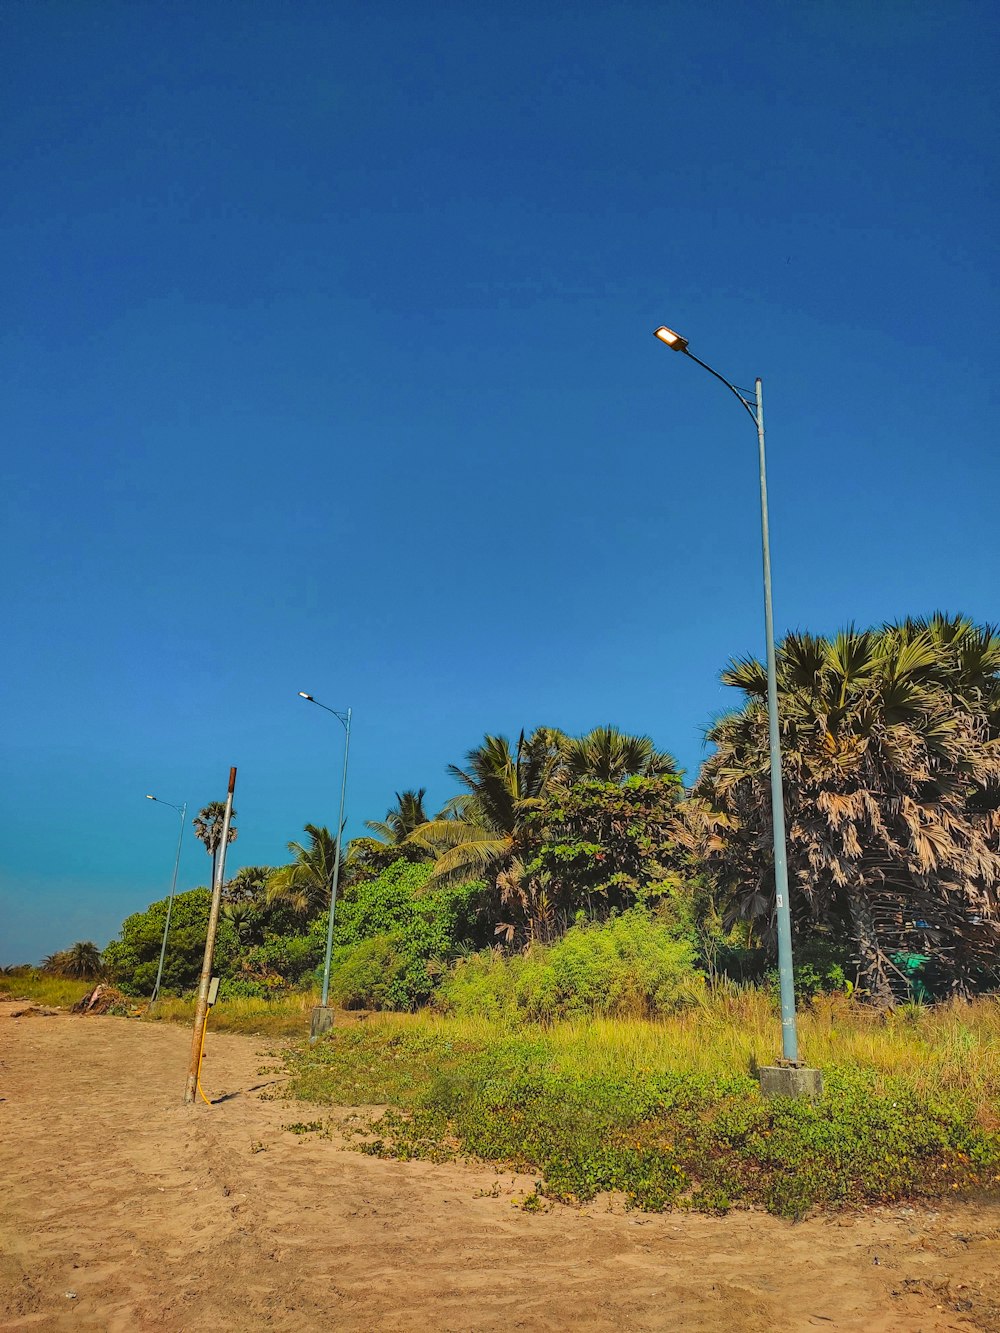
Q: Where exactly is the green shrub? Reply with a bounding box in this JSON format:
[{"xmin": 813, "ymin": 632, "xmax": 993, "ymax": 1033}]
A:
[
  {"xmin": 329, "ymin": 932, "xmax": 443, "ymax": 1010},
  {"xmin": 324, "ymin": 861, "xmax": 488, "ymax": 1010},
  {"xmin": 239, "ymin": 920, "xmax": 328, "ymax": 988},
  {"xmin": 437, "ymin": 910, "xmax": 703, "ymax": 1020},
  {"xmin": 103, "ymin": 889, "xmax": 238, "ymax": 995}
]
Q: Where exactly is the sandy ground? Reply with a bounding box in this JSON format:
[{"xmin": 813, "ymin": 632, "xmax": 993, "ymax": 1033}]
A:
[{"xmin": 1, "ymin": 1001, "xmax": 999, "ymax": 1333}]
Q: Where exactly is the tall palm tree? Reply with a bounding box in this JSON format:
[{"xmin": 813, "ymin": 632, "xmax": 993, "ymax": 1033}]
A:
[
  {"xmin": 192, "ymin": 801, "xmax": 238, "ymax": 890},
  {"xmin": 265, "ymin": 824, "xmax": 339, "ymax": 920},
  {"xmin": 558, "ymin": 725, "xmax": 679, "ymax": 785},
  {"xmin": 695, "ymin": 622, "xmax": 1000, "ymax": 1004},
  {"xmin": 365, "ymin": 789, "xmax": 431, "ymax": 845},
  {"xmin": 407, "ymin": 729, "xmax": 565, "ymax": 885}
]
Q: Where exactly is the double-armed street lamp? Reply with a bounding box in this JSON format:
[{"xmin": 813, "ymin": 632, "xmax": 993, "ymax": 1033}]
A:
[
  {"xmin": 298, "ymin": 692, "xmax": 352, "ymax": 1040},
  {"xmin": 653, "ymin": 325, "xmax": 820, "ymax": 1097},
  {"xmin": 145, "ymin": 793, "xmax": 187, "ymax": 1004}
]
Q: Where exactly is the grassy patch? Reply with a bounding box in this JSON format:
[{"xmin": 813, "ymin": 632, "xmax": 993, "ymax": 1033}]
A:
[
  {"xmin": 284, "ymin": 996, "xmax": 1000, "ymax": 1218},
  {"xmin": 0, "ymin": 973, "xmax": 95, "ymax": 1008},
  {"xmin": 143, "ymin": 991, "xmax": 321, "ymax": 1037}
]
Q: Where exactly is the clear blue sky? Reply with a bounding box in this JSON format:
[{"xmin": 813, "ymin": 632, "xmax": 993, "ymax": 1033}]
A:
[{"xmin": 2, "ymin": 2, "xmax": 996, "ymax": 964}]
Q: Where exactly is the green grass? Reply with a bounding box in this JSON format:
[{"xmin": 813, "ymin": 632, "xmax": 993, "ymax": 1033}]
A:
[
  {"xmin": 144, "ymin": 991, "xmax": 322, "ymax": 1036},
  {"xmin": 0, "ymin": 972, "xmax": 96, "ymax": 1008},
  {"xmin": 0, "ymin": 973, "xmax": 325, "ymax": 1036},
  {"xmin": 284, "ymin": 993, "xmax": 1000, "ymax": 1218}
]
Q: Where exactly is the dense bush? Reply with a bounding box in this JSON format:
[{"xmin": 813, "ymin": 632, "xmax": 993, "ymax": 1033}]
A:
[
  {"xmin": 437, "ymin": 909, "xmax": 703, "ymax": 1020},
  {"xmin": 103, "ymin": 889, "xmax": 238, "ymax": 995},
  {"xmin": 328, "ymin": 861, "xmax": 488, "ymax": 1010},
  {"xmin": 235, "ymin": 916, "xmax": 330, "ymax": 992}
]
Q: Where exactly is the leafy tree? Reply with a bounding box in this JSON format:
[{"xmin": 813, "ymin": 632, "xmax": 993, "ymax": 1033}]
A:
[
  {"xmin": 266, "ymin": 824, "xmax": 339, "ymax": 921},
  {"xmin": 694, "ymin": 620, "xmax": 1000, "ymax": 1004},
  {"xmin": 103, "ymin": 889, "xmax": 238, "ymax": 995},
  {"xmin": 505, "ymin": 775, "xmax": 690, "ymax": 944},
  {"xmin": 328, "ymin": 859, "xmax": 487, "ymax": 1009},
  {"xmin": 192, "ymin": 801, "xmax": 238, "ymax": 891}
]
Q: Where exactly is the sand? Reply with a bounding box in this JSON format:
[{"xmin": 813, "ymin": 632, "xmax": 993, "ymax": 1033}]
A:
[{"xmin": 1, "ymin": 998, "xmax": 998, "ymax": 1332}]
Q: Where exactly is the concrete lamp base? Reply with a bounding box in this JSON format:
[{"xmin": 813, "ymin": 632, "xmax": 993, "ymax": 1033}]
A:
[
  {"xmin": 310, "ymin": 1006, "xmax": 335, "ymax": 1042},
  {"xmin": 759, "ymin": 1065, "xmax": 823, "ymax": 1101}
]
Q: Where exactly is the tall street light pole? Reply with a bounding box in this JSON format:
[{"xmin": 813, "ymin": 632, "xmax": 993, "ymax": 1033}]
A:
[
  {"xmin": 653, "ymin": 326, "xmax": 820, "ymax": 1098},
  {"xmin": 145, "ymin": 794, "xmax": 187, "ymax": 1005},
  {"xmin": 299, "ymin": 692, "xmax": 352, "ymax": 1041}
]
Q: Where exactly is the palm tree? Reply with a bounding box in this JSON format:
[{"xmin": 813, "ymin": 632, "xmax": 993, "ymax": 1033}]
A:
[
  {"xmin": 192, "ymin": 801, "xmax": 238, "ymax": 890},
  {"xmin": 365, "ymin": 789, "xmax": 431, "ymax": 845},
  {"xmin": 43, "ymin": 942, "xmax": 103, "ymax": 978},
  {"xmin": 407, "ymin": 729, "xmax": 565, "ymax": 885},
  {"xmin": 221, "ymin": 900, "xmax": 254, "ymax": 944},
  {"xmin": 223, "ymin": 865, "xmax": 273, "ymax": 905},
  {"xmin": 265, "ymin": 824, "xmax": 340, "ymax": 920},
  {"xmin": 558, "ymin": 725, "xmax": 679, "ymax": 785},
  {"xmin": 695, "ymin": 622, "xmax": 1000, "ymax": 1004}
]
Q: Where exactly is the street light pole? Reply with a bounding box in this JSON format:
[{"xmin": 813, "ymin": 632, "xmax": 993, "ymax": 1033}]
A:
[
  {"xmin": 299, "ymin": 692, "xmax": 352, "ymax": 1039},
  {"xmin": 653, "ymin": 327, "xmax": 814, "ymax": 1088},
  {"xmin": 145, "ymin": 794, "xmax": 187, "ymax": 1005}
]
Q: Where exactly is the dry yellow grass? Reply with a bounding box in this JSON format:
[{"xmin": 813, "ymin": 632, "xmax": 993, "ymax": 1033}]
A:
[{"xmin": 4, "ymin": 970, "xmax": 997, "ymax": 1108}]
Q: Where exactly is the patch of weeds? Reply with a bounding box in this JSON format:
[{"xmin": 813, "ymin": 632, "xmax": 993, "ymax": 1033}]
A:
[
  {"xmin": 281, "ymin": 1020, "xmax": 1000, "ymax": 1219},
  {"xmin": 282, "ymin": 1120, "xmax": 324, "ymax": 1135}
]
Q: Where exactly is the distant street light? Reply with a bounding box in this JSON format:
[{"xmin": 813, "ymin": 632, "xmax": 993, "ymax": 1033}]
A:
[
  {"xmin": 298, "ymin": 693, "xmax": 352, "ymax": 1040},
  {"xmin": 145, "ymin": 794, "xmax": 187, "ymax": 1004},
  {"xmin": 652, "ymin": 325, "xmax": 815, "ymax": 1094}
]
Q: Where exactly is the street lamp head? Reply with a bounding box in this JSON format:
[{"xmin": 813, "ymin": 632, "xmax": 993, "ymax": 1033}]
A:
[
  {"xmin": 146, "ymin": 794, "xmax": 156, "ymax": 801},
  {"xmin": 298, "ymin": 692, "xmax": 313, "ymax": 701},
  {"xmin": 653, "ymin": 326, "xmax": 689, "ymax": 353}
]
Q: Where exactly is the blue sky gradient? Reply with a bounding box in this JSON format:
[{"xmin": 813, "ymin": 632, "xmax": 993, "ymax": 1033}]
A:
[{"xmin": 2, "ymin": 1, "xmax": 997, "ymax": 962}]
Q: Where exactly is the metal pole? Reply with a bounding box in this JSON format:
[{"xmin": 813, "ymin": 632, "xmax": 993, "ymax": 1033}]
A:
[
  {"xmin": 755, "ymin": 378, "xmax": 799, "ymax": 1064},
  {"xmin": 151, "ymin": 801, "xmax": 187, "ymax": 1004},
  {"xmin": 184, "ymin": 767, "xmax": 236, "ymax": 1105},
  {"xmin": 319, "ymin": 708, "xmax": 351, "ymax": 1008}
]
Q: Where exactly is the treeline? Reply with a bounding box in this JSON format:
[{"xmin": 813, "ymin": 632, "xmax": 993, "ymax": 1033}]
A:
[{"xmin": 89, "ymin": 614, "xmax": 1000, "ymax": 1011}]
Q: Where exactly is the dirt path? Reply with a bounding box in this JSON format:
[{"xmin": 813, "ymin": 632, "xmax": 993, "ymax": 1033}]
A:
[{"xmin": 1, "ymin": 1000, "xmax": 998, "ymax": 1332}]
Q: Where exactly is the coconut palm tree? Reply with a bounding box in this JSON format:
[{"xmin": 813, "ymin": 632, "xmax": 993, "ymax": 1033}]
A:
[
  {"xmin": 265, "ymin": 824, "xmax": 339, "ymax": 920},
  {"xmin": 695, "ymin": 622, "xmax": 1000, "ymax": 1004},
  {"xmin": 407, "ymin": 729, "xmax": 565, "ymax": 885},
  {"xmin": 365, "ymin": 789, "xmax": 431, "ymax": 845},
  {"xmin": 558, "ymin": 725, "xmax": 680, "ymax": 785},
  {"xmin": 192, "ymin": 801, "xmax": 238, "ymax": 890}
]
